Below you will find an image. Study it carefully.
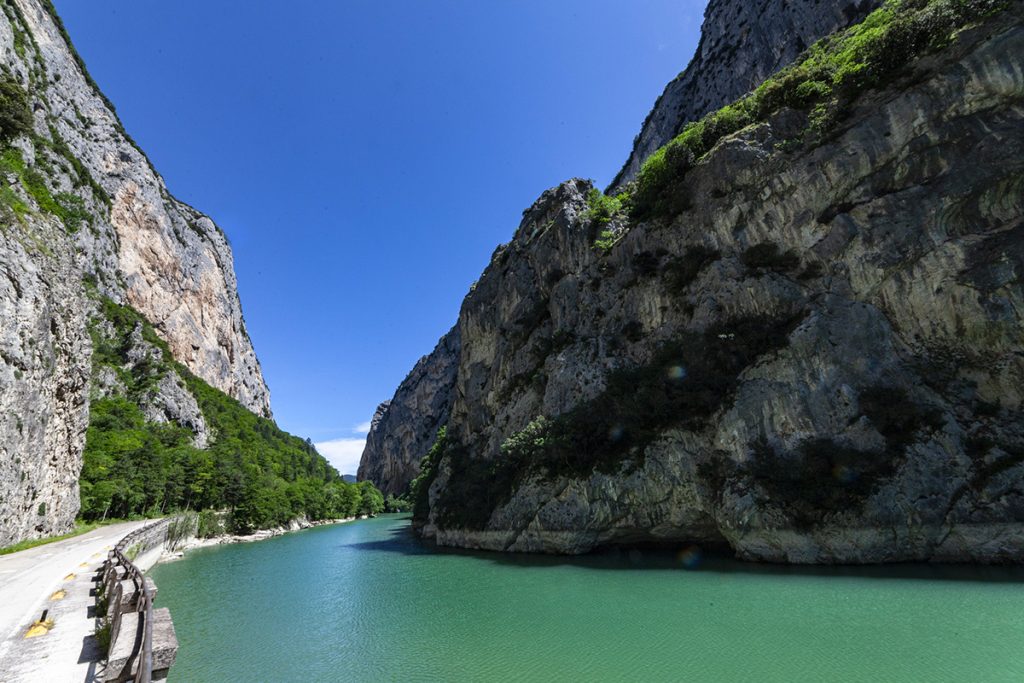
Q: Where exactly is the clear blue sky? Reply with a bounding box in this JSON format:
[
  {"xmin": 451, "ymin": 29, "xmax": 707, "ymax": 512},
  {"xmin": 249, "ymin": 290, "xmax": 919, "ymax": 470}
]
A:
[{"xmin": 54, "ymin": 1, "xmax": 705, "ymax": 474}]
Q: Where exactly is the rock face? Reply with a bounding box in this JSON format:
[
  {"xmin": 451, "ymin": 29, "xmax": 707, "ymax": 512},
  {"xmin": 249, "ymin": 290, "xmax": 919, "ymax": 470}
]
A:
[
  {"xmin": 0, "ymin": 1, "xmax": 270, "ymax": 546},
  {"xmin": 0, "ymin": 188, "xmax": 90, "ymax": 544},
  {"xmin": 609, "ymin": 0, "xmax": 883, "ymax": 192},
  {"xmin": 358, "ymin": 327, "xmax": 460, "ymax": 495},
  {"xmin": 12, "ymin": 1, "xmax": 271, "ymax": 416},
  {"xmin": 368, "ymin": 8, "xmax": 1024, "ymax": 562}
]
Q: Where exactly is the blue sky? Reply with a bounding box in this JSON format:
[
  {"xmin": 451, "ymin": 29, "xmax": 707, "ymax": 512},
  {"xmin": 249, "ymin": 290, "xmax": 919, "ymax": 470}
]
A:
[{"xmin": 54, "ymin": 1, "xmax": 705, "ymax": 474}]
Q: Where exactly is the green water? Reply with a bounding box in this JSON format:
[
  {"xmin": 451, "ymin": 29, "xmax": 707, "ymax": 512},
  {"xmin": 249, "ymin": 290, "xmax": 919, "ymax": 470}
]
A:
[{"xmin": 150, "ymin": 515, "xmax": 1024, "ymax": 682}]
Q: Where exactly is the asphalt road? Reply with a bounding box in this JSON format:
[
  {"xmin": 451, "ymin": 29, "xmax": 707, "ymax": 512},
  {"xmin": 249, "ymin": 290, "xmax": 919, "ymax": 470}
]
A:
[{"xmin": 0, "ymin": 521, "xmax": 148, "ymax": 681}]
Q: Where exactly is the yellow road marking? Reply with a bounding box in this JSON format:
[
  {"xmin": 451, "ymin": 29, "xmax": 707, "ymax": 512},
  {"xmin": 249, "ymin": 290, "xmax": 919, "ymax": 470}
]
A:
[
  {"xmin": 24, "ymin": 619, "xmax": 54, "ymax": 638},
  {"xmin": 62, "ymin": 573, "xmax": 75, "ymax": 581},
  {"xmin": 50, "ymin": 589, "xmax": 66, "ymax": 601}
]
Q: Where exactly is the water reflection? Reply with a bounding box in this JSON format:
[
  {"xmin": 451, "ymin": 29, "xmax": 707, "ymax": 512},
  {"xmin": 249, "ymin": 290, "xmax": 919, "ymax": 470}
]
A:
[{"xmin": 347, "ymin": 515, "xmax": 1024, "ymax": 583}]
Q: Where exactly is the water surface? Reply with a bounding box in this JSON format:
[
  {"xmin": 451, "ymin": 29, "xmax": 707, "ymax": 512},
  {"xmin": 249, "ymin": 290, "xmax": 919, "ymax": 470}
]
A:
[{"xmin": 151, "ymin": 514, "xmax": 1024, "ymax": 681}]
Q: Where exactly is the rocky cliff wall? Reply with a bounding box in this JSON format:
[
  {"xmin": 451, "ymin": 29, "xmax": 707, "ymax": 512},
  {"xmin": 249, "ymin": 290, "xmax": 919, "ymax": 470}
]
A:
[
  {"xmin": 360, "ymin": 0, "xmax": 889, "ymax": 497},
  {"xmin": 0, "ymin": 0, "xmax": 271, "ymax": 546},
  {"xmin": 609, "ymin": 0, "xmax": 883, "ymax": 192},
  {"xmin": 374, "ymin": 5, "xmax": 1024, "ymax": 562},
  {"xmin": 357, "ymin": 327, "xmax": 460, "ymax": 496},
  {"xmin": 12, "ymin": 0, "xmax": 271, "ymax": 416}
]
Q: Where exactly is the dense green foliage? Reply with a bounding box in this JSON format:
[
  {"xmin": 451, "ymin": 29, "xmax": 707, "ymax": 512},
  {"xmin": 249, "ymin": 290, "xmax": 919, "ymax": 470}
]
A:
[
  {"xmin": 196, "ymin": 510, "xmax": 227, "ymax": 538},
  {"xmin": 583, "ymin": 187, "xmax": 633, "ymax": 251},
  {"xmin": 384, "ymin": 494, "xmax": 412, "ymax": 512},
  {"xmin": 582, "ymin": 187, "xmax": 628, "ymax": 226},
  {"xmin": 410, "ymin": 427, "xmax": 447, "ymax": 521},
  {"xmin": 0, "ymin": 76, "xmax": 31, "ymax": 143},
  {"xmin": 611, "ymin": 0, "xmax": 1011, "ymax": 223},
  {"xmin": 80, "ymin": 297, "xmax": 384, "ymax": 532},
  {"xmin": 429, "ymin": 314, "xmax": 802, "ymax": 529}
]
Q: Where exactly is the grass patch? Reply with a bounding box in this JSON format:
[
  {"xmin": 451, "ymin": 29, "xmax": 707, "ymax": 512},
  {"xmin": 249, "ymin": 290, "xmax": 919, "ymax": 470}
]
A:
[
  {"xmin": 0, "ymin": 519, "xmax": 114, "ymax": 556},
  {"xmin": 40, "ymin": 124, "xmax": 111, "ymax": 207},
  {"xmin": 94, "ymin": 619, "xmax": 112, "ymax": 655}
]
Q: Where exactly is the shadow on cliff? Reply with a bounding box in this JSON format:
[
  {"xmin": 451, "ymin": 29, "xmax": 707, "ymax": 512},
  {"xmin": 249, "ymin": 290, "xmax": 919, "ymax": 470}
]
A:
[{"xmin": 345, "ymin": 521, "xmax": 1024, "ymax": 584}]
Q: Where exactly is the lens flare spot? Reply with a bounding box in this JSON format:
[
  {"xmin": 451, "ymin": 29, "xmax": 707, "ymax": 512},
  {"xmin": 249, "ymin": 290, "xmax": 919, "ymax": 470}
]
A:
[
  {"xmin": 608, "ymin": 425, "xmax": 625, "ymax": 441},
  {"xmin": 833, "ymin": 464, "xmax": 857, "ymax": 485},
  {"xmin": 677, "ymin": 545, "xmax": 703, "ymax": 569},
  {"xmin": 667, "ymin": 365, "xmax": 686, "ymax": 380}
]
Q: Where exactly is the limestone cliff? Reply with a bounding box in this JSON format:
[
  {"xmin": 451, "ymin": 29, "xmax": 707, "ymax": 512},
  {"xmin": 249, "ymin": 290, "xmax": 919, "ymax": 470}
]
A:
[
  {"xmin": 609, "ymin": 0, "xmax": 884, "ymax": 192},
  {"xmin": 359, "ymin": 0, "xmax": 888, "ymax": 500},
  {"xmin": 357, "ymin": 327, "xmax": 460, "ymax": 496},
  {"xmin": 365, "ymin": 1, "xmax": 1024, "ymax": 563},
  {"xmin": 0, "ymin": 0, "xmax": 271, "ymax": 546}
]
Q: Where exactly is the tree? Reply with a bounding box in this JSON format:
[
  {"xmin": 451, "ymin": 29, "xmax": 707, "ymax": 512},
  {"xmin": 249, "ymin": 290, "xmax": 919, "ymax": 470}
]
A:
[{"xmin": 357, "ymin": 481, "xmax": 384, "ymax": 516}]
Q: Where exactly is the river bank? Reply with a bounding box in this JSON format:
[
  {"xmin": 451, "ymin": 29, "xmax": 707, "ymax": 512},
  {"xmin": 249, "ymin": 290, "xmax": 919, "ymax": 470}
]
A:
[{"xmin": 160, "ymin": 516, "xmax": 364, "ymax": 562}]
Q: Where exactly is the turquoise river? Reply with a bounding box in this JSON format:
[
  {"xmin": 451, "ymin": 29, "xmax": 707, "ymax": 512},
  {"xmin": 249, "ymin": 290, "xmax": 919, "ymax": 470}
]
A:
[{"xmin": 150, "ymin": 514, "xmax": 1024, "ymax": 681}]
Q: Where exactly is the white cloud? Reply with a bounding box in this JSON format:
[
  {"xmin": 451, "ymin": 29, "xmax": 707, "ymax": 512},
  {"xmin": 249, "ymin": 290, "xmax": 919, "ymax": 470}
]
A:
[
  {"xmin": 352, "ymin": 420, "xmax": 373, "ymax": 435},
  {"xmin": 315, "ymin": 437, "xmax": 367, "ymax": 477}
]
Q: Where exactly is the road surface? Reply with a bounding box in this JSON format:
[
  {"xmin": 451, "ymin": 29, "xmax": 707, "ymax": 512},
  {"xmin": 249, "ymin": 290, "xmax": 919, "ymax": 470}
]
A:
[{"xmin": 0, "ymin": 521, "xmax": 148, "ymax": 682}]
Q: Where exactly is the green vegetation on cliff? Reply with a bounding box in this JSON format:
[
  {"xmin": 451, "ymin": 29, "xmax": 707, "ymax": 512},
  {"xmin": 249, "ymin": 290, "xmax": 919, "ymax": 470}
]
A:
[
  {"xmin": 0, "ymin": 75, "xmax": 31, "ymax": 143},
  {"xmin": 80, "ymin": 297, "xmax": 384, "ymax": 532},
  {"xmin": 598, "ymin": 0, "xmax": 1012, "ymax": 225}
]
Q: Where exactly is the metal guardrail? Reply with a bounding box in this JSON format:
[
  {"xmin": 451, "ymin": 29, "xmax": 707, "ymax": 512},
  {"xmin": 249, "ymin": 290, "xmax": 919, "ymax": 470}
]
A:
[{"xmin": 110, "ymin": 519, "xmax": 168, "ymax": 683}]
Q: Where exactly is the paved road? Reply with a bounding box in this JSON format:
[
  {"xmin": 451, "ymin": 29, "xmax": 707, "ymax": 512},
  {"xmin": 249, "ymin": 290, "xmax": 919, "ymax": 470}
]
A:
[{"xmin": 0, "ymin": 521, "xmax": 148, "ymax": 682}]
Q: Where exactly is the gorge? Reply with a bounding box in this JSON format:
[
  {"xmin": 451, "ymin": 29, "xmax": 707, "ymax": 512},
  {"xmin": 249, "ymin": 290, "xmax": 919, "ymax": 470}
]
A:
[{"xmin": 1, "ymin": 0, "xmax": 1022, "ymax": 680}]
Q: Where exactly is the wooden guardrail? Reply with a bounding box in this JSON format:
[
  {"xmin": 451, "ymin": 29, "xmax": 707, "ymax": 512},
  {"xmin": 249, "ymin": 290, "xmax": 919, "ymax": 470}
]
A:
[{"xmin": 101, "ymin": 520, "xmax": 178, "ymax": 682}]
